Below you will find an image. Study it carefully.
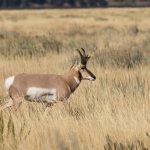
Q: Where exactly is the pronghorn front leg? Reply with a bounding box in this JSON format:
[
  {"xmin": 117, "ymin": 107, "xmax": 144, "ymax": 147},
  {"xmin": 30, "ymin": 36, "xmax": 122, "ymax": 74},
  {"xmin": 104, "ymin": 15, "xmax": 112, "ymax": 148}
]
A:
[
  {"xmin": 44, "ymin": 102, "xmax": 55, "ymax": 110},
  {"xmin": 44, "ymin": 101, "xmax": 57, "ymax": 115}
]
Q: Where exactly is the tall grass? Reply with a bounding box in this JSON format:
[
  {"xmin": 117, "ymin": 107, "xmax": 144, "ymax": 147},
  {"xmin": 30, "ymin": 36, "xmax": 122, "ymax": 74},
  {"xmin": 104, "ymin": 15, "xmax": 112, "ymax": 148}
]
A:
[{"xmin": 0, "ymin": 8, "xmax": 150, "ymax": 149}]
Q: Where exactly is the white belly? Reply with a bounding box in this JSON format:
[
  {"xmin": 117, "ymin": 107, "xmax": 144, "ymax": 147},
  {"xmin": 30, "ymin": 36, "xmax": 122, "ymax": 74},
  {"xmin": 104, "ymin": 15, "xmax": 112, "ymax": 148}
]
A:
[{"xmin": 26, "ymin": 87, "xmax": 57, "ymax": 103}]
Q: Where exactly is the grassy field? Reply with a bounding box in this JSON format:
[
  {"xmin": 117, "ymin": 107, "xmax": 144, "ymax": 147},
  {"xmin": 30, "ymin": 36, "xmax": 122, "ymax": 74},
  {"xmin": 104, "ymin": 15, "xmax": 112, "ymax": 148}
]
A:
[{"xmin": 0, "ymin": 8, "xmax": 150, "ymax": 149}]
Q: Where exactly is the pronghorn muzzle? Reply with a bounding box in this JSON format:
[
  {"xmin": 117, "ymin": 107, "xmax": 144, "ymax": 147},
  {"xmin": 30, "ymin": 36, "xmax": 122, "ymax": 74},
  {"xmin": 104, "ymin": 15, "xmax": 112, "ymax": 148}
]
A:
[{"xmin": 80, "ymin": 68, "xmax": 96, "ymax": 81}]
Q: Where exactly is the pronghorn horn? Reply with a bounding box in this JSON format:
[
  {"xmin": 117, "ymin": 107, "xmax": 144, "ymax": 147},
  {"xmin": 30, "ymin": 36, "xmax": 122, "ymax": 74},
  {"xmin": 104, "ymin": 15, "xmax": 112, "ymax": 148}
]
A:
[
  {"xmin": 76, "ymin": 48, "xmax": 91, "ymax": 65},
  {"xmin": 81, "ymin": 48, "xmax": 86, "ymax": 56},
  {"xmin": 82, "ymin": 48, "xmax": 91, "ymax": 60},
  {"xmin": 76, "ymin": 49, "xmax": 83, "ymax": 58},
  {"xmin": 81, "ymin": 48, "xmax": 91, "ymax": 59}
]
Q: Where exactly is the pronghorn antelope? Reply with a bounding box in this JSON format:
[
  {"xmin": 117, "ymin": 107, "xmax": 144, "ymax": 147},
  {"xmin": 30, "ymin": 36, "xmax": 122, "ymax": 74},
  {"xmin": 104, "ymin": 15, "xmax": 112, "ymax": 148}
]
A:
[{"xmin": 0, "ymin": 48, "xmax": 96, "ymax": 111}]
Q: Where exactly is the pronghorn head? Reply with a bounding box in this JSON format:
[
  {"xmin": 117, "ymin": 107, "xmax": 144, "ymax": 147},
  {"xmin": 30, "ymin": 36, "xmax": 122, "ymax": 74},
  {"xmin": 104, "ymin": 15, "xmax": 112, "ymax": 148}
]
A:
[{"xmin": 75, "ymin": 48, "xmax": 96, "ymax": 81}]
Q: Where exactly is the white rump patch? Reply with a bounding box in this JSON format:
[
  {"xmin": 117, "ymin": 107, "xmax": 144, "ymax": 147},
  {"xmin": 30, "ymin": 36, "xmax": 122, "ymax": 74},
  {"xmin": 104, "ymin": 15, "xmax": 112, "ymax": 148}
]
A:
[
  {"xmin": 26, "ymin": 87, "xmax": 57, "ymax": 102},
  {"xmin": 74, "ymin": 76, "xmax": 80, "ymax": 84},
  {"xmin": 5, "ymin": 76, "xmax": 15, "ymax": 90}
]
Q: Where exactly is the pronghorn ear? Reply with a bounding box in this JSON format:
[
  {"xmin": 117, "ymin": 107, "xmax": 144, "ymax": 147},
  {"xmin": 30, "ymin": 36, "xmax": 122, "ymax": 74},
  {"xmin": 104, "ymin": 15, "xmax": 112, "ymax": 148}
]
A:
[
  {"xmin": 71, "ymin": 61, "xmax": 78, "ymax": 68},
  {"xmin": 73, "ymin": 61, "xmax": 81, "ymax": 71},
  {"xmin": 74, "ymin": 60, "xmax": 81, "ymax": 66}
]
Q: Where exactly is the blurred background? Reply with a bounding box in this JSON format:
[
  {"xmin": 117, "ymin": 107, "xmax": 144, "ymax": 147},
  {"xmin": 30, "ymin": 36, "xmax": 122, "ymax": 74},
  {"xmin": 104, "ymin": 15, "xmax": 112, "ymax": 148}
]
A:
[{"xmin": 0, "ymin": 0, "xmax": 150, "ymax": 9}]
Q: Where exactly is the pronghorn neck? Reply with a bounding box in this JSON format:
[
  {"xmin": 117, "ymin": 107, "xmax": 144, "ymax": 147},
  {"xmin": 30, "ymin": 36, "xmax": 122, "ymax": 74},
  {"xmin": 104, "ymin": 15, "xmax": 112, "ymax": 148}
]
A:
[{"xmin": 63, "ymin": 67, "xmax": 81, "ymax": 92}]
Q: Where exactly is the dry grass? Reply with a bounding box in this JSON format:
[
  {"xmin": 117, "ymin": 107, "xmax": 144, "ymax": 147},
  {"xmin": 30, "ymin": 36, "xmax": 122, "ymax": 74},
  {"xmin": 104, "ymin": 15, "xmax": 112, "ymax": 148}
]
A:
[{"xmin": 0, "ymin": 8, "xmax": 150, "ymax": 150}]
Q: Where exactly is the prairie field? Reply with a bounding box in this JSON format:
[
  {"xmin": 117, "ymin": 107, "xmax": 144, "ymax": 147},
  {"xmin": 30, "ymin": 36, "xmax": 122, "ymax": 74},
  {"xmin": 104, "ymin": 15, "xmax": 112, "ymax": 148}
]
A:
[{"xmin": 0, "ymin": 8, "xmax": 150, "ymax": 150}]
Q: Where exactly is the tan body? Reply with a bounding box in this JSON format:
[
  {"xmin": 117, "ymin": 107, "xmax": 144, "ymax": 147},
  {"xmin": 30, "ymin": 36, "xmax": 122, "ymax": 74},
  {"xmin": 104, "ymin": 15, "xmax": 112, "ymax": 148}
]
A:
[
  {"xmin": 0, "ymin": 48, "xmax": 96, "ymax": 111},
  {"xmin": 10, "ymin": 74, "xmax": 71, "ymax": 102},
  {"xmin": 10, "ymin": 68, "xmax": 81, "ymax": 102}
]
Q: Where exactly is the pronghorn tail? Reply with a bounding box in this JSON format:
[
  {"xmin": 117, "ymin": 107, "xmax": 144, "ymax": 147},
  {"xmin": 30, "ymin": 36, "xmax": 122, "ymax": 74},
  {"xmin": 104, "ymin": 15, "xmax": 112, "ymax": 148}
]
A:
[{"xmin": 5, "ymin": 76, "xmax": 15, "ymax": 91}]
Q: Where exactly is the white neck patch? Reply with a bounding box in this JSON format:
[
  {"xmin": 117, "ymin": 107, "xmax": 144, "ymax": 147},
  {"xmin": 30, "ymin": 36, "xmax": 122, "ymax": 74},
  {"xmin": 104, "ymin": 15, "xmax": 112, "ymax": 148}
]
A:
[
  {"xmin": 74, "ymin": 76, "xmax": 80, "ymax": 84},
  {"xmin": 67, "ymin": 84, "xmax": 71, "ymax": 93}
]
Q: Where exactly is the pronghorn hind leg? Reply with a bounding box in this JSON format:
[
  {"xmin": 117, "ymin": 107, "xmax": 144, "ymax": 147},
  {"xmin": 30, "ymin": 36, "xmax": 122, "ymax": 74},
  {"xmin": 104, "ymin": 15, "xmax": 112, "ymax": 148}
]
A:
[
  {"xmin": 10, "ymin": 97, "xmax": 23, "ymax": 111},
  {"xmin": 8, "ymin": 86, "xmax": 23, "ymax": 111},
  {"xmin": 0, "ymin": 98, "xmax": 14, "ymax": 111}
]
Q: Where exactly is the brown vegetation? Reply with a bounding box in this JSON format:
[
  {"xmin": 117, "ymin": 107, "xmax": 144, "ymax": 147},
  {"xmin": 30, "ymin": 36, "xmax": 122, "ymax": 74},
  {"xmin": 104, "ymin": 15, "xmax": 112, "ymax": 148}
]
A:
[{"xmin": 0, "ymin": 8, "xmax": 150, "ymax": 149}]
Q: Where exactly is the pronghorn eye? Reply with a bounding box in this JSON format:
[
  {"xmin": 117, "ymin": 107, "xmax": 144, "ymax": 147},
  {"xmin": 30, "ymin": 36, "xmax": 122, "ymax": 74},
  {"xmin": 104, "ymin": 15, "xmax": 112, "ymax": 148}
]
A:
[{"xmin": 81, "ymin": 66, "xmax": 86, "ymax": 69}]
